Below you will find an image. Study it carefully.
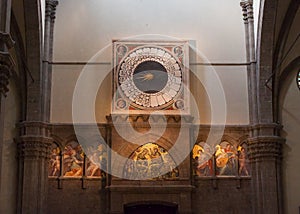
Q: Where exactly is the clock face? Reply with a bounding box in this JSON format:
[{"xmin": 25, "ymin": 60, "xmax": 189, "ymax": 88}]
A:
[
  {"xmin": 133, "ymin": 61, "xmax": 168, "ymax": 94},
  {"xmin": 117, "ymin": 46, "xmax": 183, "ymax": 109}
]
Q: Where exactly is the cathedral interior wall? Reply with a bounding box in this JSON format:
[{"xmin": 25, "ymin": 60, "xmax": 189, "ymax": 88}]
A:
[
  {"xmin": 50, "ymin": 0, "xmax": 249, "ymax": 124},
  {"xmin": 281, "ymin": 69, "xmax": 300, "ymax": 214},
  {"xmin": 0, "ymin": 80, "xmax": 19, "ymax": 214}
]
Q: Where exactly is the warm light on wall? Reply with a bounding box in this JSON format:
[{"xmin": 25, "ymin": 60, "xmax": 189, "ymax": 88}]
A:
[{"xmin": 297, "ymin": 70, "xmax": 300, "ymax": 90}]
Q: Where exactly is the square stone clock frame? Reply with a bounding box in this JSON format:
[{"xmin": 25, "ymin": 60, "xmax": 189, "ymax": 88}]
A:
[{"xmin": 112, "ymin": 40, "xmax": 190, "ymax": 115}]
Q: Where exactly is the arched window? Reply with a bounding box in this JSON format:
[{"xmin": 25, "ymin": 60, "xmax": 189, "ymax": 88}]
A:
[{"xmin": 63, "ymin": 141, "xmax": 84, "ymax": 177}]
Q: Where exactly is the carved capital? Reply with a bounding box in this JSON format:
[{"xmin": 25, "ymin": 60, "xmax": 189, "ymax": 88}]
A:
[
  {"xmin": 17, "ymin": 136, "xmax": 53, "ymax": 159},
  {"xmin": 240, "ymin": 1, "xmax": 248, "ymax": 23},
  {"xmin": 240, "ymin": 1, "xmax": 254, "ymax": 22},
  {"xmin": 247, "ymin": 136, "xmax": 285, "ymax": 162},
  {"xmin": 45, "ymin": 0, "xmax": 59, "ymax": 21},
  {"xmin": 0, "ymin": 51, "xmax": 14, "ymax": 96}
]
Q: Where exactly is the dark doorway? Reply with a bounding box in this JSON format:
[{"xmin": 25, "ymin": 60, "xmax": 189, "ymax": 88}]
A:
[{"xmin": 124, "ymin": 201, "xmax": 178, "ymax": 214}]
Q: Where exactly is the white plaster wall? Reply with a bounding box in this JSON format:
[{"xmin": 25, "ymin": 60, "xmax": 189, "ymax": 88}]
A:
[
  {"xmin": 41, "ymin": 0, "xmax": 45, "ymax": 46},
  {"xmin": 281, "ymin": 71, "xmax": 300, "ymax": 214},
  {"xmin": 51, "ymin": 0, "xmax": 249, "ymax": 124},
  {"xmin": 280, "ymin": 7, "xmax": 300, "ymax": 214},
  {"xmin": 253, "ymin": 0, "xmax": 260, "ymax": 47}
]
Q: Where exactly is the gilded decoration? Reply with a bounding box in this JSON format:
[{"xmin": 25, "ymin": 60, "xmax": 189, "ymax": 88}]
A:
[
  {"xmin": 192, "ymin": 141, "xmax": 250, "ymax": 177},
  {"xmin": 123, "ymin": 143, "xmax": 179, "ymax": 180},
  {"xmin": 48, "ymin": 141, "xmax": 107, "ymax": 178}
]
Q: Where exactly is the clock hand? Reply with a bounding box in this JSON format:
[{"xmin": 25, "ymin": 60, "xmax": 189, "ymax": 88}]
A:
[{"xmin": 136, "ymin": 73, "xmax": 154, "ymax": 81}]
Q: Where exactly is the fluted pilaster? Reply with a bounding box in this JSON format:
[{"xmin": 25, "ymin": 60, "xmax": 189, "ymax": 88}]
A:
[
  {"xmin": 16, "ymin": 121, "xmax": 53, "ymax": 214},
  {"xmin": 42, "ymin": 0, "xmax": 58, "ymax": 122},
  {"xmin": 247, "ymin": 124, "xmax": 284, "ymax": 214}
]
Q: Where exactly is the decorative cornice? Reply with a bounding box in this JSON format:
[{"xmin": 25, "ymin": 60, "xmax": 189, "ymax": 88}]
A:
[
  {"xmin": 45, "ymin": 0, "xmax": 59, "ymax": 21},
  {"xmin": 107, "ymin": 114, "xmax": 194, "ymax": 125}
]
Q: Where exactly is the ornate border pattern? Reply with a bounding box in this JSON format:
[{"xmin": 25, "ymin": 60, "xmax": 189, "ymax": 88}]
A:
[{"xmin": 118, "ymin": 46, "xmax": 182, "ymax": 108}]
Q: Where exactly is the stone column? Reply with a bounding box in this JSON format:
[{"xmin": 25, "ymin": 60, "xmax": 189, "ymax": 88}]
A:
[
  {"xmin": 0, "ymin": 0, "xmax": 14, "ymax": 194},
  {"xmin": 240, "ymin": 0, "xmax": 259, "ymax": 127},
  {"xmin": 42, "ymin": 0, "xmax": 58, "ymax": 122},
  {"xmin": 16, "ymin": 1, "xmax": 58, "ymax": 213},
  {"xmin": 248, "ymin": 126, "xmax": 284, "ymax": 214},
  {"xmin": 240, "ymin": 1, "xmax": 284, "ymax": 213},
  {"xmin": 17, "ymin": 122, "xmax": 52, "ymax": 214}
]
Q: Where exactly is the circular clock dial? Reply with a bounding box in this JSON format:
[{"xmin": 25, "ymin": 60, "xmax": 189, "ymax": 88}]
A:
[
  {"xmin": 133, "ymin": 61, "xmax": 168, "ymax": 94},
  {"xmin": 117, "ymin": 47, "xmax": 182, "ymax": 109}
]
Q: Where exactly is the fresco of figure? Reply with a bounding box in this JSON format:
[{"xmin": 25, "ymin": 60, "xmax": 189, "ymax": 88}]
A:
[
  {"xmin": 86, "ymin": 142, "xmax": 107, "ymax": 177},
  {"xmin": 124, "ymin": 143, "xmax": 179, "ymax": 180},
  {"xmin": 63, "ymin": 142, "xmax": 84, "ymax": 177},
  {"xmin": 49, "ymin": 144, "xmax": 61, "ymax": 177},
  {"xmin": 238, "ymin": 146, "xmax": 250, "ymax": 176},
  {"xmin": 215, "ymin": 142, "xmax": 237, "ymax": 176},
  {"xmin": 192, "ymin": 143, "xmax": 213, "ymax": 176}
]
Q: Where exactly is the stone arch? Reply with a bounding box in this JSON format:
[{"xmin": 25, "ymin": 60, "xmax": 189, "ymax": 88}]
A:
[
  {"xmin": 277, "ymin": 56, "xmax": 300, "ymax": 214},
  {"xmin": 114, "ymin": 133, "xmax": 175, "ymax": 159},
  {"xmin": 63, "ymin": 134, "xmax": 86, "ymax": 148},
  {"xmin": 51, "ymin": 134, "xmax": 64, "ymax": 148},
  {"xmin": 255, "ymin": 0, "xmax": 279, "ymax": 123},
  {"xmin": 221, "ymin": 135, "xmax": 238, "ymax": 147},
  {"xmin": 277, "ymin": 56, "xmax": 300, "ymax": 123},
  {"xmin": 10, "ymin": 12, "xmax": 27, "ymax": 121}
]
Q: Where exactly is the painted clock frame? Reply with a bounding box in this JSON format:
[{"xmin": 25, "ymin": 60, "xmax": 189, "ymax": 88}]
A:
[{"xmin": 112, "ymin": 40, "xmax": 190, "ymax": 115}]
